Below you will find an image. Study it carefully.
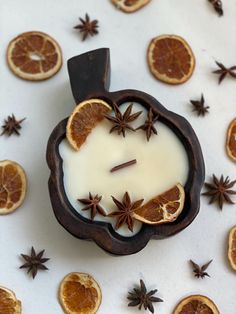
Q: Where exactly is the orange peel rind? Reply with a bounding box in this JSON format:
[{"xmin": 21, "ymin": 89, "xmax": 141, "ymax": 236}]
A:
[
  {"xmin": 173, "ymin": 295, "xmax": 220, "ymax": 314},
  {"xmin": 59, "ymin": 272, "xmax": 102, "ymax": 314},
  {"xmin": 111, "ymin": 0, "xmax": 151, "ymax": 13},
  {"xmin": 0, "ymin": 286, "xmax": 22, "ymax": 314},
  {"xmin": 7, "ymin": 31, "xmax": 62, "ymax": 81},
  {"xmin": 147, "ymin": 34, "xmax": 195, "ymax": 85},
  {"xmin": 66, "ymin": 99, "xmax": 112, "ymax": 151},
  {"xmin": 0, "ymin": 160, "xmax": 27, "ymax": 215},
  {"xmin": 228, "ymin": 225, "xmax": 236, "ymax": 271},
  {"xmin": 226, "ymin": 117, "xmax": 236, "ymax": 163},
  {"xmin": 133, "ymin": 183, "xmax": 185, "ymax": 224}
]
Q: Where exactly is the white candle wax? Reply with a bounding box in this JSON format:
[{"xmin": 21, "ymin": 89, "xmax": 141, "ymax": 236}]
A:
[{"xmin": 59, "ymin": 103, "xmax": 189, "ymax": 236}]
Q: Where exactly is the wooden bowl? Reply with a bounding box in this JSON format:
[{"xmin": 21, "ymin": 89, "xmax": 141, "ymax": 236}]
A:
[{"xmin": 46, "ymin": 48, "xmax": 205, "ymax": 256}]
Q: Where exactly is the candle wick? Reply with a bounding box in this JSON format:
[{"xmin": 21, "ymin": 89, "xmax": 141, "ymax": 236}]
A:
[{"xmin": 110, "ymin": 159, "xmax": 137, "ymax": 173}]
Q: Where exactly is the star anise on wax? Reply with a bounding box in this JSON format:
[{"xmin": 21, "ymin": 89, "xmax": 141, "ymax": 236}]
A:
[
  {"xmin": 1, "ymin": 114, "xmax": 26, "ymax": 136},
  {"xmin": 190, "ymin": 94, "xmax": 209, "ymax": 117},
  {"xmin": 105, "ymin": 103, "xmax": 142, "ymax": 137},
  {"xmin": 213, "ymin": 61, "xmax": 236, "ymax": 84},
  {"xmin": 74, "ymin": 13, "xmax": 99, "ymax": 41},
  {"xmin": 20, "ymin": 247, "xmax": 50, "ymax": 279},
  {"xmin": 202, "ymin": 174, "xmax": 236, "ymax": 209},
  {"xmin": 127, "ymin": 279, "xmax": 163, "ymax": 313},
  {"xmin": 208, "ymin": 0, "xmax": 223, "ymax": 16},
  {"xmin": 136, "ymin": 108, "xmax": 159, "ymax": 141},
  {"xmin": 190, "ymin": 259, "xmax": 213, "ymax": 279},
  {"xmin": 78, "ymin": 192, "xmax": 106, "ymax": 220},
  {"xmin": 108, "ymin": 192, "xmax": 143, "ymax": 232}
]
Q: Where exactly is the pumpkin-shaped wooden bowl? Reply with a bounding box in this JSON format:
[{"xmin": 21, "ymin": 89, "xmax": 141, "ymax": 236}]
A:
[{"xmin": 46, "ymin": 48, "xmax": 205, "ymax": 256}]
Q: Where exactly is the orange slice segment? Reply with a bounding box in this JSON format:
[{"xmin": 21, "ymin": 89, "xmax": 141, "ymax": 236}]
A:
[
  {"xmin": 147, "ymin": 35, "xmax": 195, "ymax": 85},
  {"xmin": 226, "ymin": 117, "xmax": 236, "ymax": 163},
  {"xmin": 228, "ymin": 225, "xmax": 236, "ymax": 271},
  {"xmin": 7, "ymin": 31, "xmax": 62, "ymax": 81},
  {"xmin": 133, "ymin": 183, "xmax": 185, "ymax": 224},
  {"xmin": 173, "ymin": 295, "xmax": 220, "ymax": 314},
  {"xmin": 0, "ymin": 286, "xmax": 22, "ymax": 314},
  {"xmin": 59, "ymin": 272, "xmax": 102, "ymax": 314},
  {"xmin": 66, "ymin": 99, "xmax": 112, "ymax": 151},
  {"xmin": 111, "ymin": 0, "xmax": 151, "ymax": 13},
  {"xmin": 0, "ymin": 160, "xmax": 27, "ymax": 215}
]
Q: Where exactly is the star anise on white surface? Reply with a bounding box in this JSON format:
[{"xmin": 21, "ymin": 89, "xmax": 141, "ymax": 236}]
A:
[
  {"xmin": 20, "ymin": 247, "xmax": 50, "ymax": 279},
  {"xmin": 213, "ymin": 61, "xmax": 236, "ymax": 84},
  {"xmin": 190, "ymin": 259, "xmax": 213, "ymax": 278},
  {"xmin": 74, "ymin": 13, "xmax": 99, "ymax": 41},
  {"xmin": 1, "ymin": 114, "xmax": 26, "ymax": 136},
  {"xmin": 202, "ymin": 174, "xmax": 236, "ymax": 209}
]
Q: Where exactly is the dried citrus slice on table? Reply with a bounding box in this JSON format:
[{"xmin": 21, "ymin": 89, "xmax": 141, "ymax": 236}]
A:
[
  {"xmin": 0, "ymin": 160, "xmax": 27, "ymax": 215},
  {"xmin": 59, "ymin": 272, "xmax": 102, "ymax": 314},
  {"xmin": 111, "ymin": 0, "xmax": 151, "ymax": 13},
  {"xmin": 66, "ymin": 99, "xmax": 112, "ymax": 151},
  {"xmin": 173, "ymin": 295, "xmax": 219, "ymax": 314},
  {"xmin": 0, "ymin": 286, "xmax": 22, "ymax": 314},
  {"xmin": 147, "ymin": 35, "xmax": 195, "ymax": 85},
  {"xmin": 133, "ymin": 183, "xmax": 185, "ymax": 224},
  {"xmin": 226, "ymin": 117, "xmax": 236, "ymax": 162},
  {"xmin": 7, "ymin": 31, "xmax": 62, "ymax": 81},
  {"xmin": 228, "ymin": 225, "xmax": 236, "ymax": 271}
]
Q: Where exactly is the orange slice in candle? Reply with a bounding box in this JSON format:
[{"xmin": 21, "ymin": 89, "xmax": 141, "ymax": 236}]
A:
[
  {"xmin": 111, "ymin": 0, "xmax": 151, "ymax": 13},
  {"xmin": 226, "ymin": 117, "xmax": 236, "ymax": 163},
  {"xmin": 0, "ymin": 286, "xmax": 22, "ymax": 314},
  {"xmin": 228, "ymin": 225, "xmax": 236, "ymax": 271},
  {"xmin": 147, "ymin": 35, "xmax": 195, "ymax": 85},
  {"xmin": 59, "ymin": 272, "xmax": 102, "ymax": 314},
  {"xmin": 0, "ymin": 160, "xmax": 27, "ymax": 215},
  {"xmin": 66, "ymin": 99, "xmax": 112, "ymax": 151},
  {"xmin": 133, "ymin": 183, "xmax": 185, "ymax": 224},
  {"xmin": 173, "ymin": 295, "xmax": 220, "ymax": 314},
  {"xmin": 7, "ymin": 31, "xmax": 62, "ymax": 81}
]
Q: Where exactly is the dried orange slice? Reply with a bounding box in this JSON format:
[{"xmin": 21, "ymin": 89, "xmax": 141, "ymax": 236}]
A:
[
  {"xmin": 226, "ymin": 117, "xmax": 236, "ymax": 163},
  {"xmin": 173, "ymin": 295, "xmax": 220, "ymax": 314},
  {"xmin": 133, "ymin": 183, "xmax": 185, "ymax": 224},
  {"xmin": 59, "ymin": 272, "xmax": 102, "ymax": 314},
  {"xmin": 111, "ymin": 0, "xmax": 151, "ymax": 13},
  {"xmin": 66, "ymin": 99, "xmax": 112, "ymax": 151},
  {"xmin": 228, "ymin": 225, "xmax": 236, "ymax": 271},
  {"xmin": 7, "ymin": 31, "xmax": 62, "ymax": 81},
  {"xmin": 0, "ymin": 160, "xmax": 27, "ymax": 215},
  {"xmin": 0, "ymin": 286, "xmax": 22, "ymax": 314},
  {"xmin": 147, "ymin": 35, "xmax": 195, "ymax": 85}
]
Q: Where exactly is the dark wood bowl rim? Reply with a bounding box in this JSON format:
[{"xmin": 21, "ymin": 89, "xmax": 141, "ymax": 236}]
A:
[{"xmin": 46, "ymin": 89, "xmax": 205, "ymax": 256}]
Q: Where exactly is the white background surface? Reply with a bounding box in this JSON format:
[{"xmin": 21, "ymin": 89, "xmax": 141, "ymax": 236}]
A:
[{"xmin": 0, "ymin": 0, "xmax": 236, "ymax": 313}]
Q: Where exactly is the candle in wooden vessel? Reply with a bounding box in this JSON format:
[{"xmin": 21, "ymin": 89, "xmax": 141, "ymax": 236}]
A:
[{"xmin": 59, "ymin": 103, "xmax": 189, "ymax": 236}]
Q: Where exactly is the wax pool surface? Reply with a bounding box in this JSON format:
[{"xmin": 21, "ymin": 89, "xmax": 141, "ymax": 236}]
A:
[{"xmin": 59, "ymin": 104, "xmax": 189, "ymax": 236}]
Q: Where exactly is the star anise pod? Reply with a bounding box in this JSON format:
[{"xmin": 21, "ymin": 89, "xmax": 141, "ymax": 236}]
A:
[
  {"xmin": 1, "ymin": 114, "xmax": 26, "ymax": 136},
  {"xmin": 78, "ymin": 192, "xmax": 106, "ymax": 220},
  {"xmin": 202, "ymin": 174, "xmax": 236, "ymax": 209},
  {"xmin": 105, "ymin": 103, "xmax": 142, "ymax": 137},
  {"xmin": 20, "ymin": 247, "xmax": 50, "ymax": 279},
  {"xmin": 136, "ymin": 108, "xmax": 159, "ymax": 141},
  {"xmin": 127, "ymin": 279, "xmax": 163, "ymax": 313},
  {"xmin": 74, "ymin": 13, "xmax": 99, "ymax": 41},
  {"xmin": 190, "ymin": 94, "xmax": 209, "ymax": 117},
  {"xmin": 213, "ymin": 61, "xmax": 236, "ymax": 84},
  {"xmin": 208, "ymin": 0, "xmax": 223, "ymax": 16},
  {"xmin": 108, "ymin": 192, "xmax": 143, "ymax": 232},
  {"xmin": 190, "ymin": 259, "xmax": 213, "ymax": 279}
]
